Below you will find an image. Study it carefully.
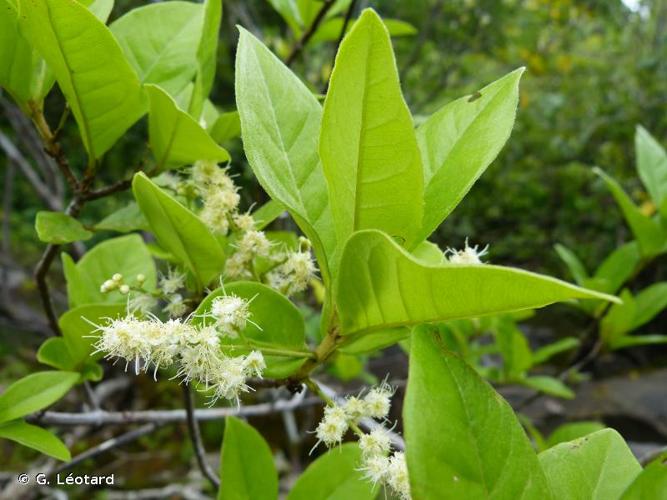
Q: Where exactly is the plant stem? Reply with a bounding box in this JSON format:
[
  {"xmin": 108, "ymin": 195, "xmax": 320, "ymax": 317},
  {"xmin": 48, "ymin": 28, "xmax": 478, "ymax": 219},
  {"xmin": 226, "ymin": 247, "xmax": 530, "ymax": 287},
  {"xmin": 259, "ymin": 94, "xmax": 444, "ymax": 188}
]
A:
[{"xmin": 182, "ymin": 383, "xmax": 220, "ymax": 489}]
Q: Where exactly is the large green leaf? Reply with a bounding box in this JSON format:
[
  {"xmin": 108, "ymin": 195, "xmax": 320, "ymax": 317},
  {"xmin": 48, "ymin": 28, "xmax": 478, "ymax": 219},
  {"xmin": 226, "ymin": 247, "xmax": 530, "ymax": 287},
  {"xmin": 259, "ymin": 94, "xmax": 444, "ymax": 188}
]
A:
[
  {"xmin": 287, "ymin": 443, "xmax": 376, "ymax": 500},
  {"xmin": 404, "ymin": 329, "xmax": 550, "ymax": 499},
  {"xmin": 110, "ymin": 1, "xmax": 203, "ymax": 97},
  {"xmin": 320, "ymin": 9, "xmax": 424, "ymax": 248},
  {"xmin": 145, "ymin": 84, "xmax": 229, "ymax": 171},
  {"xmin": 0, "ymin": 420, "xmax": 70, "ymax": 461},
  {"xmin": 545, "ymin": 422, "xmax": 607, "ymax": 449},
  {"xmin": 193, "ymin": 282, "xmax": 309, "ymax": 378},
  {"xmin": 218, "ymin": 416, "xmax": 278, "ymax": 500},
  {"xmin": 35, "ymin": 211, "xmax": 92, "ymax": 244},
  {"xmin": 235, "ymin": 28, "xmax": 336, "ymax": 283},
  {"xmin": 621, "ymin": 453, "xmax": 667, "ymax": 500},
  {"xmin": 0, "ymin": 371, "xmax": 79, "ymax": 423},
  {"xmin": 337, "ymin": 230, "xmax": 617, "ymax": 335},
  {"xmin": 189, "ymin": 0, "xmax": 222, "ymax": 118},
  {"xmin": 636, "ymin": 125, "xmax": 667, "ymax": 207},
  {"xmin": 416, "ymin": 68, "xmax": 524, "ymax": 241},
  {"xmin": 19, "ymin": 0, "xmax": 144, "ymax": 158},
  {"xmin": 61, "ymin": 233, "xmax": 157, "ymax": 307},
  {"xmin": 539, "ymin": 429, "xmax": 641, "ymax": 500},
  {"xmin": 132, "ymin": 172, "xmax": 224, "ymax": 288},
  {"xmin": 595, "ymin": 167, "xmax": 666, "ymax": 257}
]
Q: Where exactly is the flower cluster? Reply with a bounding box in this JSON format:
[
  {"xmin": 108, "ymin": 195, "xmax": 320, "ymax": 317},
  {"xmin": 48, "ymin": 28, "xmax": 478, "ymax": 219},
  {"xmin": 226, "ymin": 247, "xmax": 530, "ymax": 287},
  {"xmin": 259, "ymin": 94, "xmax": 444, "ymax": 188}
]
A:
[
  {"xmin": 100, "ymin": 273, "xmax": 146, "ymax": 296},
  {"xmin": 91, "ymin": 294, "xmax": 264, "ymax": 404},
  {"xmin": 192, "ymin": 160, "xmax": 241, "ymax": 236},
  {"xmin": 266, "ymin": 238, "xmax": 317, "ymax": 296},
  {"xmin": 446, "ymin": 238, "xmax": 489, "ymax": 265},
  {"xmin": 159, "ymin": 268, "xmax": 187, "ymax": 318},
  {"xmin": 311, "ymin": 381, "xmax": 410, "ymax": 499}
]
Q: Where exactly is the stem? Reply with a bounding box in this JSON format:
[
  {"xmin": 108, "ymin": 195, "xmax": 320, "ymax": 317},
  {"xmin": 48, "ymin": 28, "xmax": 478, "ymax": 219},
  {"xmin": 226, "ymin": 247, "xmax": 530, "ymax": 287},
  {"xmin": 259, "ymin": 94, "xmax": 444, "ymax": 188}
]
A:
[
  {"xmin": 182, "ymin": 383, "xmax": 220, "ymax": 489},
  {"xmin": 285, "ymin": 0, "xmax": 336, "ymax": 66},
  {"xmin": 246, "ymin": 343, "xmax": 316, "ymax": 359}
]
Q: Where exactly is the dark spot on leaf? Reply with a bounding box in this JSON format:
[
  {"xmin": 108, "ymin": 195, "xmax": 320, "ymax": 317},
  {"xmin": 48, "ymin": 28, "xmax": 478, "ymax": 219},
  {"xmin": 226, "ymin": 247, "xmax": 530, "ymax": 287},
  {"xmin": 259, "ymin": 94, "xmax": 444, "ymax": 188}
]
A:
[{"xmin": 468, "ymin": 91, "xmax": 482, "ymax": 103}]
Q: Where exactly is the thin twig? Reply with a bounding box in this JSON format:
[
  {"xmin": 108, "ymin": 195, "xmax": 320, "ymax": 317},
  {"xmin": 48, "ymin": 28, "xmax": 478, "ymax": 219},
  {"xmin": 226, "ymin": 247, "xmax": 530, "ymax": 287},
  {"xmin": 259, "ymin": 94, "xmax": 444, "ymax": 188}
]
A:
[
  {"xmin": 29, "ymin": 391, "xmax": 315, "ymax": 426},
  {"xmin": 183, "ymin": 384, "xmax": 220, "ymax": 489},
  {"xmin": 82, "ymin": 178, "xmax": 133, "ymax": 201},
  {"xmin": 285, "ymin": 0, "xmax": 336, "ymax": 66}
]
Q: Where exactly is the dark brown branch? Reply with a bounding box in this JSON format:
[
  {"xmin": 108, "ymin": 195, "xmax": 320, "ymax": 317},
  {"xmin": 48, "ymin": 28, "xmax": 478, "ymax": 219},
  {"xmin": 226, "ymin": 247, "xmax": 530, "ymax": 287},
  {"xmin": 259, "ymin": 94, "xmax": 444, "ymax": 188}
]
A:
[
  {"xmin": 182, "ymin": 384, "xmax": 220, "ymax": 489},
  {"xmin": 82, "ymin": 177, "xmax": 133, "ymax": 201},
  {"xmin": 285, "ymin": 0, "xmax": 336, "ymax": 66}
]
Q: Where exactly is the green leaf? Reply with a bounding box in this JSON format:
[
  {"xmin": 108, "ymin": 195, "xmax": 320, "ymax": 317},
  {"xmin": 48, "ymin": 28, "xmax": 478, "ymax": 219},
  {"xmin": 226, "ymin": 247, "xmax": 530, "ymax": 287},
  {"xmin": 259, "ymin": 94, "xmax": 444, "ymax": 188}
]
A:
[
  {"xmin": 601, "ymin": 289, "xmax": 636, "ymax": 345},
  {"xmin": 339, "ymin": 328, "xmax": 409, "ymax": 355},
  {"xmin": 320, "ymin": 9, "xmax": 424, "ymax": 248},
  {"xmin": 0, "ymin": 371, "xmax": 79, "ymax": 423},
  {"xmin": 188, "ymin": 0, "xmax": 222, "ymax": 118},
  {"xmin": 267, "ymin": 0, "xmax": 302, "ymax": 34},
  {"xmin": 610, "ymin": 334, "xmax": 667, "ymax": 349},
  {"xmin": 631, "ymin": 282, "xmax": 667, "ymax": 330},
  {"xmin": 404, "ymin": 329, "xmax": 549, "ymax": 498},
  {"xmin": 145, "ymin": 84, "xmax": 230, "ymax": 171},
  {"xmin": 411, "ymin": 240, "xmax": 445, "ymax": 265},
  {"xmin": 593, "ymin": 242, "xmax": 641, "ymax": 294},
  {"xmin": 620, "ymin": 452, "xmax": 667, "ymax": 500},
  {"xmin": 193, "ymin": 282, "xmax": 309, "ymax": 378},
  {"xmin": 416, "ymin": 68, "xmax": 524, "ymax": 242},
  {"xmin": 253, "ymin": 200, "xmax": 286, "ymax": 230},
  {"xmin": 110, "ymin": 1, "xmax": 203, "ymax": 96},
  {"xmin": 0, "ymin": 420, "xmax": 70, "ymax": 461},
  {"xmin": 531, "ymin": 337, "xmax": 580, "ymax": 365},
  {"xmin": 95, "ymin": 202, "xmax": 149, "ymax": 233},
  {"xmin": 210, "ymin": 110, "xmax": 241, "ymax": 143},
  {"xmin": 636, "ymin": 125, "xmax": 667, "ymax": 207},
  {"xmin": 132, "ymin": 172, "xmax": 224, "ymax": 288},
  {"xmin": 554, "ymin": 244, "xmax": 588, "ymax": 285},
  {"xmin": 539, "ymin": 429, "xmax": 641, "ymax": 500},
  {"xmin": 59, "ymin": 303, "xmax": 127, "ymax": 363},
  {"xmin": 595, "ymin": 167, "xmax": 666, "ymax": 257},
  {"xmin": 311, "ymin": 17, "xmax": 417, "ymax": 44},
  {"xmin": 35, "ymin": 211, "xmax": 92, "ymax": 244},
  {"xmin": 235, "ymin": 28, "xmax": 336, "ymax": 284},
  {"xmin": 0, "ymin": 0, "xmax": 53, "ymax": 108},
  {"xmin": 19, "ymin": 0, "xmax": 145, "ymax": 158},
  {"xmin": 337, "ymin": 230, "xmax": 618, "ymax": 335},
  {"xmin": 287, "ymin": 443, "xmax": 376, "ymax": 500},
  {"xmin": 521, "ymin": 376, "xmax": 575, "ymax": 399},
  {"xmin": 61, "ymin": 234, "xmax": 156, "ymax": 307},
  {"xmin": 545, "ymin": 422, "xmax": 607, "ymax": 449},
  {"xmin": 218, "ymin": 416, "xmax": 278, "ymax": 500},
  {"xmin": 37, "ymin": 337, "xmax": 75, "ymax": 371}
]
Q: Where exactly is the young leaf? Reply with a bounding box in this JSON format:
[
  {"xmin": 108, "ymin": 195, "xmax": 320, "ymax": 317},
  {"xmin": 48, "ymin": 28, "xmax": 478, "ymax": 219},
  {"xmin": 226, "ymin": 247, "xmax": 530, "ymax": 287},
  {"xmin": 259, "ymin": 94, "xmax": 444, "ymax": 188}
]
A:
[
  {"xmin": 545, "ymin": 422, "xmax": 607, "ymax": 449},
  {"xmin": 192, "ymin": 282, "xmax": 309, "ymax": 378},
  {"xmin": 61, "ymin": 234, "xmax": 156, "ymax": 307},
  {"xmin": 287, "ymin": 443, "xmax": 376, "ymax": 500},
  {"xmin": 145, "ymin": 84, "xmax": 230, "ymax": 171},
  {"xmin": 253, "ymin": 200, "xmax": 286, "ymax": 230},
  {"xmin": 37, "ymin": 337, "xmax": 75, "ymax": 371},
  {"xmin": 0, "ymin": 420, "xmax": 70, "ymax": 461},
  {"xmin": 19, "ymin": 0, "xmax": 145, "ymax": 158},
  {"xmin": 601, "ymin": 290, "xmax": 636, "ymax": 345},
  {"xmin": 320, "ymin": 8, "xmax": 424, "ymax": 248},
  {"xmin": 311, "ymin": 17, "xmax": 417, "ymax": 44},
  {"xmin": 95, "ymin": 202, "xmax": 149, "ymax": 233},
  {"xmin": 554, "ymin": 243, "xmax": 588, "ymax": 285},
  {"xmin": 521, "ymin": 376, "xmax": 575, "ymax": 399},
  {"xmin": 531, "ymin": 337, "xmax": 580, "ymax": 365},
  {"xmin": 620, "ymin": 452, "xmax": 667, "ymax": 500},
  {"xmin": 337, "ymin": 230, "xmax": 618, "ymax": 335},
  {"xmin": 339, "ymin": 328, "xmax": 410, "ymax": 355},
  {"xmin": 0, "ymin": 371, "xmax": 79, "ymax": 423},
  {"xmin": 416, "ymin": 68, "xmax": 524, "ymax": 241},
  {"xmin": 539, "ymin": 429, "xmax": 641, "ymax": 500},
  {"xmin": 404, "ymin": 329, "xmax": 550, "ymax": 498},
  {"xmin": 35, "ymin": 211, "xmax": 92, "ymax": 244},
  {"xmin": 189, "ymin": 0, "xmax": 222, "ymax": 118},
  {"xmin": 235, "ymin": 28, "xmax": 336, "ymax": 283},
  {"xmin": 594, "ymin": 167, "xmax": 666, "ymax": 257},
  {"xmin": 631, "ymin": 282, "xmax": 667, "ymax": 330},
  {"xmin": 592, "ymin": 241, "xmax": 641, "ymax": 294},
  {"xmin": 210, "ymin": 110, "xmax": 242, "ymax": 144},
  {"xmin": 132, "ymin": 172, "xmax": 224, "ymax": 288},
  {"xmin": 611, "ymin": 334, "xmax": 667, "ymax": 349},
  {"xmin": 110, "ymin": 2, "xmax": 203, "ymax": 96},
  {"xmin": 635, "ymin": 125, "xmax": 667, "ymax": 207},
  {"xmin": 218, "ymin": 416, "xmax": 278, "ymax": 500}
]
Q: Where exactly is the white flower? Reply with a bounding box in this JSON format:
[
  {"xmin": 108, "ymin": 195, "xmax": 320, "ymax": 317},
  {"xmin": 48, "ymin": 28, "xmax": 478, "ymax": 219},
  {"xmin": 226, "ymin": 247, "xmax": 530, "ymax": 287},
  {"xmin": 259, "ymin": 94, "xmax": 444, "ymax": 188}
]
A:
[
  {"xmin": 363, "ymin": 382, "xmax": 393, "ymax": 420},
  {"xmin": 360, "ymin": 454, "xmax": 390, "ymax": 485},
  {"xmin": 359, "ymin": 427, "xmax": 392, "ymax": 458},
  {"xmin": 242, "ymin": 351, "xmax": 266, "ymax": 378},
  {"xmin": 210, "ymin": 294, "xmax": 250, "ymax": 335},
  {"xmin": 160, "ymin": 269, "xmax": 185, "ymax": 295},
  {"xmin": 265, "ymin": 250, "xmax": 317, "ymax": 296},
  {"xmin": 192, "ymin": 161, "xmax": 236, "ymax": 191},
  {"xmin": 343, "ymin": 396, "xmax": 367, "ymax": 423},
  {"xmin": 128, "ymin": 293, "xmax": 159, "ymax": 315},
  {"xmin": 314, "ymin": 405, "xmax": 349, "ymax": 449},
  {"xmin": 119, "ymin": 284, "xmax": 130, "ymax": 295},
  {"xmin": 238, "ymin": 230, "xmax": 271, "ymax": 258},
  {"xmin": 233, "ymin": 212, "xmax": 255, "ymax": 232},
  {"xmin": 224, "ymin": 252, "xmax": 252, "ymax": 280},
  {"xmin": 446, "ymin": 238, "xmax": 489, "ymax": 265},
  {"xmin": 208, "ymin": 355, "xmax": 250, "ymax": 404},
  {"xmin": 163, "ymin": 293, "xmax": 188, "ymax": 318},
  {"xmin": 386, "ymin": 452, "xmax": 411, "ymax": 499}
]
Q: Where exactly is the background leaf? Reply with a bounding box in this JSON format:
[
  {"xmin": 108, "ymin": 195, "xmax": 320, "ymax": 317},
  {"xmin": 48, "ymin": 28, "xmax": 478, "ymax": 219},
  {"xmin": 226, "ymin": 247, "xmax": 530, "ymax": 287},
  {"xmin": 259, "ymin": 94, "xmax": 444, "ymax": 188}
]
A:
[
  {"xmin": 404, "ymin": 329, "xmax": 549, "ymax": 498},
  {"xmin": 545, "ymin": 422, "xmax": 607, "ymax": 449},
  {"xmin": 189, "ymin": 0, "xmax": 222, "ymax": 118},
  {"xmin": 218, "ymin": 416, "xmax": 278, "ymax": 500},
  {"xmin": 635, "ymin": 124, "xmax": 667, "ymax": 207},
  {"xmin": 621, "ymin": 453, "xmax": 667, "ymax": 500},
  {"xmin": 337, "ymin": 230, "xmax": 617, "ymax": 335},
  {"xmin": 539, "ymin": 428, "xmax": 641, "ymax": 500},
  {"xmin": 320, "ymin": 8, "xmax": 424, "ymax": 248},
  {"xmin": 35, "ymin": 211, "xmax": 92, "ymax": 244},
  {"xmin": 19, "ymin": 0, "xmax": 144, "ymax": 158},
  {"xmin": 0, "ymin": 420, "xmax": 70, "ymax": 461}
]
